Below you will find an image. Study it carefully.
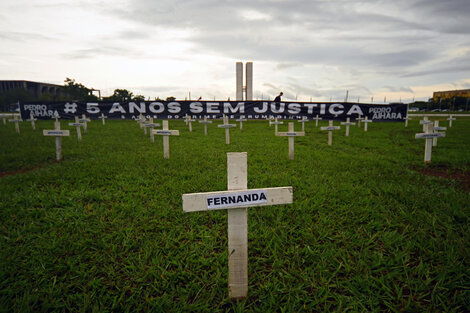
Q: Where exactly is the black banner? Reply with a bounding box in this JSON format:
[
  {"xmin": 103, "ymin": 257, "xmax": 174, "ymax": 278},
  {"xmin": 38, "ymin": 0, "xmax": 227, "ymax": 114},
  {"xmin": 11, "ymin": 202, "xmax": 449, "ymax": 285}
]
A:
[{"xmin": 19, "ymin": 101, "xmax": 407, "ymax": 121}]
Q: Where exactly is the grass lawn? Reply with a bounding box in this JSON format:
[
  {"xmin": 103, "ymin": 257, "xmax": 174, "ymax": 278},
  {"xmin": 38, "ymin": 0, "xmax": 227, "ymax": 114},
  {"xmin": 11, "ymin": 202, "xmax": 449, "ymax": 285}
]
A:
[{"xmin": 1, "ymin": 117, "xmax": 469, "ymax": 312}]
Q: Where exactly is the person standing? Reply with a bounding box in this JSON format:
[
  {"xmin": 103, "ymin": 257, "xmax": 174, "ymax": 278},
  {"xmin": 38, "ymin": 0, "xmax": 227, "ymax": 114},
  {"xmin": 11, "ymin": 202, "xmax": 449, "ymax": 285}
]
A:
[{"xmin": 274, "ymin": 92, "xmax": 283, "ymax": 102}]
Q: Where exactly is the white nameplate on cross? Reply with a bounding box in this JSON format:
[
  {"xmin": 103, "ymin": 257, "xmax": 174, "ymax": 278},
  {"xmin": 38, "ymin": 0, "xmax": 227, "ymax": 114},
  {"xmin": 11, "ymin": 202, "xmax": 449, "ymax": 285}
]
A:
[
  {"xmin": 277, "ymin": 122, "xmax": 305, "ymax": 160},
  {"xmin": 432, "ymin": 120, "xmax": 446, "ymax": 147},
  {"xmin": 182, "ymin": 152, "xmax": 293, "ymax": 299},
  {"xmin": 218, "ymin": 116, "xmax": 236, "ymax": 144},
  {"xmin": 321, "ymin": 121, "xmax": 340, "ymax": 146},
  {"xmin": 153, "ymin": 120, "xmax": 179, "ymax": 159},
  {"xmin": 340, "ymin": 117, "xmax": 355, "ymax": 136},
  {"xmin": 198, "ymin": 116, "xmax": 213, "ymax": 136}
]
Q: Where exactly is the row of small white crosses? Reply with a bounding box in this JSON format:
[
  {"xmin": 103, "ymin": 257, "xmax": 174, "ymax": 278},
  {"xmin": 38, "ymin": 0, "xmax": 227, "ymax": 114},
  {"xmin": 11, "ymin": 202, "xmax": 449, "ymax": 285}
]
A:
[
  {"xmin": 415, "ymin": 117, "xmax": 446, "ymax": 163},
  {"xmin": 182, "ymin": 152, "xmax": 293, "ymax": 299}
]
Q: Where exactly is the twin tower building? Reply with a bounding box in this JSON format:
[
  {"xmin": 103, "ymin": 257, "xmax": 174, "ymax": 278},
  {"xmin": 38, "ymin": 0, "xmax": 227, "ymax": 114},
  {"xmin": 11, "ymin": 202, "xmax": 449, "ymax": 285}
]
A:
[{"xmin": 236, "ymin": 62, "xmax": 253, "ymax": 102}]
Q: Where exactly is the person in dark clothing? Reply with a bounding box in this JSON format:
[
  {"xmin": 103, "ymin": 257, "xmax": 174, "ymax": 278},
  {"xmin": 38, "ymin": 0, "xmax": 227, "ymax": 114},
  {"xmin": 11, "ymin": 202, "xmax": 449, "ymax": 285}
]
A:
[{"xmin": 274, "ymin": 92, "xmax": 283, "ymax": 102}]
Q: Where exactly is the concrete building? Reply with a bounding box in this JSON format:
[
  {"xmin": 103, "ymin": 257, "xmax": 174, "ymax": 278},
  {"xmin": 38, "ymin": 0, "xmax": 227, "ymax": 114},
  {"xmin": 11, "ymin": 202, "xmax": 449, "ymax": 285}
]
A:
[
  {"xmin": 433, "ymin": 89, "xmax": 470, "ymax": 102},
  {"xmin": 0, "ymin": 80, "xmax": 66, "ymax": 98}
]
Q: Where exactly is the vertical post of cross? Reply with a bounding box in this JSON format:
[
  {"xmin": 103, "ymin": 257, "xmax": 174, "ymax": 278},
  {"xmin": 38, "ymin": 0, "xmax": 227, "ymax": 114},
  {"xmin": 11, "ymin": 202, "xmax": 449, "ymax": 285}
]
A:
[{"xmin": 226, "ymin": 152, "xmax": 248, "ymax": 298}]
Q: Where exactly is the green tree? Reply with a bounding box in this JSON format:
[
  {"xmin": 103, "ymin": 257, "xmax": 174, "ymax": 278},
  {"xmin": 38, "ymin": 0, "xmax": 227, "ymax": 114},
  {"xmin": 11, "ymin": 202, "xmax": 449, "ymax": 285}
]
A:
[
  {"xmin": 62, "ymin": 78, "xmax": 98, "ymax": 101},
  {"xmin": 103, "ymin": 89, "xmax": 134, "ymax": 102},
  {"xmin": 166, "ymin": 96, "xmax": 176, "ymax": 101}
]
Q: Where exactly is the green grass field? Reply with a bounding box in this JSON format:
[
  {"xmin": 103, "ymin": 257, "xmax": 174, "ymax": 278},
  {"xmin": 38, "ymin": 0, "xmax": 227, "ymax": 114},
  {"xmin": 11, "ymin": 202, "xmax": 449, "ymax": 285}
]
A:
[{"xmin": 1, "ymin": 117, "xmax": 469, "ymax": 312}]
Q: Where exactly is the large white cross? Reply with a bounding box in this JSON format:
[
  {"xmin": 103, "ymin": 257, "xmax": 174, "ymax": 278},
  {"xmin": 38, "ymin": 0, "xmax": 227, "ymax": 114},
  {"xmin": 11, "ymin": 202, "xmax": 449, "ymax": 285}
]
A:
[
  {"xmin": 100, "ymin": 113, "xmax": 108, "ymax": 125},
  {"xmin": 321, "ymin": 120, "xmax": 341, "ymax": 146},
  {"xmin": 269, "ymin": 118, "xmax": 283, "ymax": 136},
  {"xmin": 340, "ymin": 117, "xmax": 355, "ymax": 136},
  {"xmin": 277, "ymin": 122, "xmax": 305, "ymax": 160},
  {"xmin": 153, "ymin": 120, "xmax": 179, "ymax": 159},
  {"xmin": 198, "ymin": 116, "xmax": 213, "ymax": 136},
  {"xmin": 297, "ymin": 116, "xmax": 308, "ymax": 132},
  {"xmin": 43, "ymin": 121, "xmax": 70, "ymax": 161},
  {"xmin": 415, "ymin": 121, "xmax": 445, "ymax": 163},
  {"xmin": 218, "ymin": 116, "xmax": 236, "ymax": 144},
  {"xmin": 182, "ymin": 152, "xmax": 293, "ymax": 299},
  {"xmin": 68, "ymin": 116, "xmax": 84, "ymax": 141}
]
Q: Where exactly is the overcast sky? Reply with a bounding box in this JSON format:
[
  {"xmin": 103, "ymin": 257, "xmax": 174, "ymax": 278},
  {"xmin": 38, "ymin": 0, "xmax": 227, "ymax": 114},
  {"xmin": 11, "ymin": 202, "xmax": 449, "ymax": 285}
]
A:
[{"xmin": 1, "ymin": 0, "xmax": 469, "ymax": 102}]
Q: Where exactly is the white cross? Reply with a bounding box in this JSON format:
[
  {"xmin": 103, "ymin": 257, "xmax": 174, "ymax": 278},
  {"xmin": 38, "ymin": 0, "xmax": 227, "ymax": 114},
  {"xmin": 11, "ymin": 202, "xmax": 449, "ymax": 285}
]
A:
[
  {"xmin": 420, "ymin": 117, "xmax": 433, "ymax": 132},
  {"xmin": 356, "ymin": 115, "xmax": 364, "ymax": 127},
  {"xmin": 447, "ymin": 115, "xmax": 456, "ymax": 127},
  {"xmin": 313, "ymin": 114, "xmax": 322, "ymax": 127},
  {"xmin": 182, "ymin": 152, "xmax": 293, "ymax": 299},
  {"xmin": 43, "ymin": 121, "xmax": 70, "ymax": 161},
  {"xmin": 218, "ymin": 116, "xmax": 236, "ymax": 144},
  {"xmin": 68, "ymin": 116, "xmax": 84, "ymax": 141},
  {"xmin": 198, "ymin": 116, "xmax": 213, "ymax": 136},
  {"xmin": 320, "ymin": 120, "xmax": 341, "ymax": 146},
  {"xmin": 403, "ymin": 116, "xmax": 412, "ymax": 127},
  {"xmin": 297, "ymin": 116, "xmax": 308, "ymax": 132},
  {"xmin": 26, "ymin": 112, "xmax": 37, "ymax": 130},
  {"xmin": 153, "ymin": 120, "xmax": 179, "ymax": 159},
  {"xmin": 184, "ymin": 114, "xmax": 190, "ymax": 125},
  {"xmin": 0, "ymin": 114, "xmax": 7, "ymax": 125},
  {"xmin": 363, "ymin": 116, "xmax": 373, "ymax": 132},
  {"xmin": 144, "ymin": 118, "xmax": 160, "ymax": 143},
  {"xmin": 186, "ymin": 116, "xmax": 195, "ymax": 132},
  {"xmin": 432, "ymin": 120, "xmax": 447, "ymax": 147},
  {"xmin": 340, "ymin": 117, "xmax": 355, "ymax": 136},
  {"xmin": 277, "ymin": 122, "xmax": 305, "ymax": 160},
  {"xmin": 79, "ymin": 114, "xmax": 91, "ymax": 133},
  {"xmin": 236, "ymin": 117, "xmax": 247, "ymax": 130},
  {"xmin": 267, "ymin": 116, "xmax": 274, "ymax": 126},
  {"xmin": 100, "ymin": 113, "xmax": 108, "ymax": 125},
  {"xmin": 9, "ymin": 118, "xmax": 21, "ymax": 134},
  {"xmin": 269, "ymin": 118, "xmax": 284, "ymax": 136},
  {"xmin": 415, "ymin": 121, "xmax": 445, "ymax": 163}
]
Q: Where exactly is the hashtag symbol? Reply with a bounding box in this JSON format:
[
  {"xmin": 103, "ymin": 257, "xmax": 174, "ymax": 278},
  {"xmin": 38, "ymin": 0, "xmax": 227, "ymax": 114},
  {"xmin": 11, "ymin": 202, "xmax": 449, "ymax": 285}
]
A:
[{"xmin": 64, "ymin": 102, "xmax": 77, "ymax": 114}]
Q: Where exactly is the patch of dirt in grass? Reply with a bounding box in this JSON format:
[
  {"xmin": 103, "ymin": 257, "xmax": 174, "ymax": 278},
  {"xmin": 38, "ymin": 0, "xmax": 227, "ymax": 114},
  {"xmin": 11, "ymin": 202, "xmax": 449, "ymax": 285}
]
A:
[
  {"xmin": 0, "ymin": 163, "xmax": 52, "ymax": 178},
  {"xmin": 416, "ymin": 164, "xmax": 470, "ymax": 191}
]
